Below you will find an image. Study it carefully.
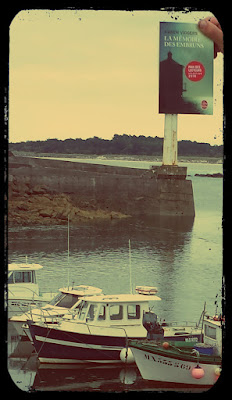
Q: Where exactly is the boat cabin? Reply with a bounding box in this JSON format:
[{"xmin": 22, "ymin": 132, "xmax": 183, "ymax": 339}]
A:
[
  {"xmin": 71, "ymin": 293, "xmax": 161, "ymax": 325},
  {"xmin": 8, "ymin": 264, "xmax": 43, "ymax": 298},
  {"xmin": 10, "ymin": 285, "xmax": 103, "ymax": 338},
  {"xmin": 203, "ymin": 315, "xmax": 223, "ymax": 355},
  {"xmin": 47, "ymin": 285, "xmax": 103, "ymax": 310},
  {"xmin": 8, "ymin": 263, "xmax": 42, "ymax": 284}
]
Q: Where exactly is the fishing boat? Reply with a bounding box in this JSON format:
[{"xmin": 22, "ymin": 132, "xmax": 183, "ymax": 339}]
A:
[
  {"xmin": 7, "ymin": 263, "xmax": 57, "ymax": 318},
  {"xmin": 27, "ymin": 287, "xmax": 202, "ymax": 365},
  {"xmin": 129, "ymin": 313, "xmax": 223, "ymax": 387},
  {"xmin": 10, "ymin": 285, "xmax": 103, "ymax": 338},
  {"xmin": 28, "ymin": 291, "xmax": 161, "ymax": 364}
]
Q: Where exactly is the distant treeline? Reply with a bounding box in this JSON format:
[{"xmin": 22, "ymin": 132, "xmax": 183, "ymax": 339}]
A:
[{"xmin": 10, "ymin": 134, "xmax": 223, "ymax": 157}]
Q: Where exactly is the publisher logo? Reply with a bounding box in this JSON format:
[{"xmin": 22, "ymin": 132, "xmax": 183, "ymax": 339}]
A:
[
  {"xmin": 201, "ymin": 100, "xmax": 208, "ymax": 109},
  {"xmin": 185, "ymin": 61, "xmax": 205, "ymax": 82}
]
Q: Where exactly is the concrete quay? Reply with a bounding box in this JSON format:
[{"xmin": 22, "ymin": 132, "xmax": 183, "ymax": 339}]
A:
[{"xmin": 9, "ymin": 154, "xmax": 195, "ymax": 220}]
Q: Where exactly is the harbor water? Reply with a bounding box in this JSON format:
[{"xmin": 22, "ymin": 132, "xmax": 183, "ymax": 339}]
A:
[{"xmin": 7, "ymin": 158, "xmax": 223, "ymax": 392}]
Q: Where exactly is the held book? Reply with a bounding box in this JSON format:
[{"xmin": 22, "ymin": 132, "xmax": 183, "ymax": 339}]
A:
[{"xmin": 159, "ymin": 21, "xmax": 214, "ymax": 115}]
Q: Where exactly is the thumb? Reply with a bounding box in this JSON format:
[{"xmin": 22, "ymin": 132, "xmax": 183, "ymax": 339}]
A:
[{"xmin": 198, "ymin": 19, "xmax": 223, "ymax": 53}]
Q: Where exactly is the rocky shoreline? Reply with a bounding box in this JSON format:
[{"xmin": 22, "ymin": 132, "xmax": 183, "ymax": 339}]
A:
[{"xmin": 8, "ymin": 178, "xmax": 129, "ymax": 227}]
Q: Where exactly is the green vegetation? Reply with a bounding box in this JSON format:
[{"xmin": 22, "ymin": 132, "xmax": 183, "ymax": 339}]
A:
[{"xmin": 9, "ymin": 134, "xmax": 222, "ymax": 158}]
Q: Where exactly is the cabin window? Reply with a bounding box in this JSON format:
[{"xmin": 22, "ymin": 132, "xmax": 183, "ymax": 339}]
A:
[
  {"xmin": 8, "ymin": 270, "xmax": 36, "ymax": 284},
  {"xmin": 86, "ymin": 304, "xmax": 98, "ymax": 321},
  {"xmin": 79, "ymin": 301, "xmax": 88, "ymax": 320},
  {"xmin": 109, "ymin": 304, "xmax": 123, "ymax": 320},
  {"xmin": 55, "ymin": 294, "xmax": 79, "ymax": 309},
  {"xmin": 205, "ymin": 324, "xmax": 217, "ymax": 340},
  {"xmin": 8, "ymin": 272, "xmax": 14, "ymax": 284},
  {"xmin": 14, "ymin": 271, "xmax": 32, "ymax": 283},
  {"xmin": 127, "ymin": 304, "xmax": 140, "ymax": 320},
  {"xmin": 98, "ymin": 305, "xmax": 106, "ymax": 320},
  {"xmin": 49, "ymin": 292, "xmax": 65, "ymax": 306}
]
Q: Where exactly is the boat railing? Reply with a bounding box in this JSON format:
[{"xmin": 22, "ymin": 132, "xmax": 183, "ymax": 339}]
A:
[
  {"xmin": 7, "ymin": 287, "xmax": 41, "ymax": 318},
  {"xmin": 8, "ymin": 285, "xmax": 55, "ymax": 300},
  {"xmin": 161, "ymin": 320, "xmax": 199, "ymax": 328},
  {"xmin": 26, "ymin": 303, "xmax": 63, "ymax": 324},
  {"xmin": 85, "ymin": 322, "xmax": 129, "ymax": 341},
  {"xmin": 7, "ymin": 285, "xmax": 39, "ymax": 298}
]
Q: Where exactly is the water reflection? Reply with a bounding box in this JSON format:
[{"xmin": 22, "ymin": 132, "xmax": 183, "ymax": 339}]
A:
[
  {"xmin": 8, "ymin": 216, "xmax": 194, "ymax": 317},
  {"xmin": 8, "ymin": 355, "xmax": 139, "ymax": 392},
  {"xmin": 8, "ymin": 215, "xmax": 194, "ymax": 258}
]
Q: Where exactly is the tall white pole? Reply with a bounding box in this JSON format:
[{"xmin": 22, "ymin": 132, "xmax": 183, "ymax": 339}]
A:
[
  {"xmin": 162, "ymin": 114, "xmax": 178, "ymax": 166},
  {"xmin": 129, "ymin": 239, "xmax": 132, "ymax": 294},
  {"xmin": 67, "ymin": 214, "xmax": 70, "ymax": 289}
]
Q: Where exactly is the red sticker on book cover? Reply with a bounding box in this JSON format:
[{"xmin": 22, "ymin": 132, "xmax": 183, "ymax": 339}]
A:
[{"xmin": 185, "ymin": 61, "xmax": 205, "ymax": 82}]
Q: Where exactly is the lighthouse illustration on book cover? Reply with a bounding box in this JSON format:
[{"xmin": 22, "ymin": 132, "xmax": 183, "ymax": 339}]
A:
[{"xmin": 159, "ymin": 22, "xmax": 214, "ymax": 115}]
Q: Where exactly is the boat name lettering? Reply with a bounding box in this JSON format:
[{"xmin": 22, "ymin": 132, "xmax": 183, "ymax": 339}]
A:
[
  {"xmin": 144, "ymin": 353, "xmax": 191, "ymax": 370},
  {"xmin": 185, "ymin": 337, "xmax": 198, "ymax": 342}
]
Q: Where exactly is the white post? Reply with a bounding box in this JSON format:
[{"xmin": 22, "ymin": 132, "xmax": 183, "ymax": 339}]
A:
[
  {"xmin": 129, "ymin": 239, "xmax": 132, "ymax": 294},
  {"xmin": 162, "ymin": 114, "xmax": 178, "ymax": 166},
  {"xmin": 67, "ymin": 214, "xmax": 70, "ymax": 289}
]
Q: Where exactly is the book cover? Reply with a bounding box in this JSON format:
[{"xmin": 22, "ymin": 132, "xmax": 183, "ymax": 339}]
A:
[{"xmin": 159, "ymin": 22, "xmax": 214, "ymax": 115}]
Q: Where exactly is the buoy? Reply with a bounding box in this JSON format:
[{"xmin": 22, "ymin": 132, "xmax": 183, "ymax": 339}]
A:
[
  {"xmin": 191, "ymin": 365, "xmax": 205, "ymax": 379},
  {"xmin": 119, "ymin": 368, "xmax": 137, "ymax": 384},
  {"xmin": 120, "ymin": 347, "xmax": 134, "ymax": 364},
  {"xmin": 162, "ymin": 341, "xmax": 169, "ymax": 349},
  {"xmin": 214, "ymin": 367, "xmax": 221, "ymax": 377}
]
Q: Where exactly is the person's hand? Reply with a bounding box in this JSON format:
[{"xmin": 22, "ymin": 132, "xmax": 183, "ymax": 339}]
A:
[{"xmin": 198, "ymin": 16, "xmax": 223, "ymax": 58}]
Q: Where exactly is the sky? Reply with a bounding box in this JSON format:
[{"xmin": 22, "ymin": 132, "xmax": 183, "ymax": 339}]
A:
[{"xmin": 9, "ymin": 9, "xmax": 223, "ymax": 145}]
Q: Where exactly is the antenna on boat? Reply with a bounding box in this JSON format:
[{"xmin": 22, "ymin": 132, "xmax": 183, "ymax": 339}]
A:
[
  {"xmin": 214, "ymin": 293, "xmax": 219, "ymax": 316},
  {"xmin": 129, "ymin": 239, "xmax": 132, "ymax": 294},
  {"xmin": 67, "ymin": 214, "xmax": 70, "ymax": 289}
]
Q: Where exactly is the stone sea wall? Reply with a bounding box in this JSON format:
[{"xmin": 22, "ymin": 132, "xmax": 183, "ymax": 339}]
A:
[{"xmin": 8, "ymin": 154, "xmax": 195, "ymax": 226}]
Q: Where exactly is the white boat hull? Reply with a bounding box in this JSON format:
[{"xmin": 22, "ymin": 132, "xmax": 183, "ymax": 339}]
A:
[{"xmin": 130, "ymin": 346, "xmax": 220, "ymax": 387}]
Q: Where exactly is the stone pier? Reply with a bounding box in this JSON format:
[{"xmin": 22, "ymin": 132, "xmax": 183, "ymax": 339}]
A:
[{"xmin": 9, "ymin": 155, "xmax": 195, "ymax": 218}]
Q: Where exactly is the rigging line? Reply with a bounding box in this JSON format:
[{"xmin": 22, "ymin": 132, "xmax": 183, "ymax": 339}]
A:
[{"xmin": 35, "ymin": 325, "xmax": 53, "ymax": 357}]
